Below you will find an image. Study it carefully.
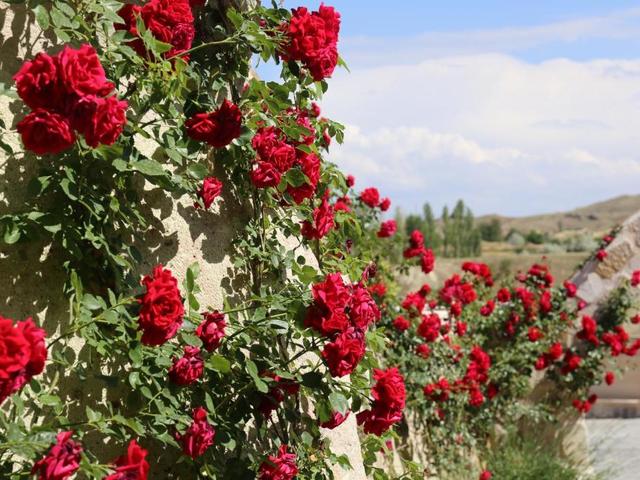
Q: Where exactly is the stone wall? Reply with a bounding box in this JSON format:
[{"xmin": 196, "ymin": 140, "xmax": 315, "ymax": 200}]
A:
[{"xmin": 571, "ymin": 211, "xmax": 640, "ymax": 418}]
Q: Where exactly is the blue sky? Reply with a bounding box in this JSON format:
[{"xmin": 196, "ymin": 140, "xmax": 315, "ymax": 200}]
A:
[{"xmin": 264, "ymin": 1, "xmax": 640, "ymax": 217}]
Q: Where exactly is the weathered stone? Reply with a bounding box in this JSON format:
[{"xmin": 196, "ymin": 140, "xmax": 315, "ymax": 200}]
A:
[{"xmin": 595, "ymin": 241, "xmax": 633, "ymax": 279}]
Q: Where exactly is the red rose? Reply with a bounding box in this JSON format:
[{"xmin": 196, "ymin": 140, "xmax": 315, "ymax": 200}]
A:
[
  {"xmin": 322, "ymin": 327, "xmax": 366, "ymax": 377},
  {"xmin": 527, "ymin": 326, "xmax": 543, "ymax": 342},
  {"xmin": 631, "ymin": 270, "xmax": 640, "ymax": 287},
  {"xmin": 605, "ymin": 371, "xmax": 615, "ymax": 385},
  {"xmin": 168, "ymin": 346, "xmax": 204, "ymax": 386},
  {"xmin": 411, "ymin": 346, "xmax": 428, "ymax": 361},
  {"xmin": 563, "ymin": 280, "xmax": 578, "ymax": 297},
  {"xmin": 479, "ymin": 471, "xmax": 492, "ymax": 480},
  {"xmin": 368, "ymin": 282, "xmax": 386, "ymax": 298},
  {"xmin": 280, "ymin": 6, "xmax": 341, "ymax": 81},
  {"xmin": 392, "ymin": 315, "xmax": 410, "ymax": 332},
  {"xmin": 286, "ymin": 152, "xmax": 321, "ymax": 204},
  {"xmin": 0, "ymin": 317, "xmax": 47, "ymax": 405},
  {"xmin": 417, "ymin": 313, "xmax": 441, "ymax": 342},
  {"xmin": 310, "ymin": 102, "xmax": 321, "ymax": 118},
  {"xmin": 349, "ymin": 284, "xmax": 380, "ymax": 329},
  {"xmin": 359, "ymin": 187, "xmax": 380, "ymax": 208},
  {"xmin": 304, "ymin": 273, "xmax": 351, "ymax": 336},
  {"xmin": 31, "ymin": 431, "xmax": 82, "ymax": 480},
  {"xmin": 57, "ymin": 44, "xmax": 114, "ymax": 100},
  {"xmin": 70, "ymin": 94, "xmax": 127, "ymax": 148},
  {"xmin": 118, "ymin": 0, "xmax": 195, "ymax": 60},
  {"xmin": 301, "ymin": 193, "xmax": 335, "ymax": 240},
  {"xmin": 13, "ymin": 52, "xmax": 62, "ymax": 110},
  {"xmin": 16, "ymin": 109, "xmax": 75, "ymax": 155},
  {"xmin": 259, "ymin": 445, "xmax": 298, "ymax": 480},
  {"xmin": 377, "ymin": 220, "xmax": 397, "ymax": 238},
  {"xmin": 421, "ymin": 249, "xmax": 435, "ymax": 274},
  {"xmin": 596, "ymin": 249, "xmax": 607, "ymax": 261},
  {"xmin": 319, "ymin": 410, "xmax": 350, "ymax": 429},
  {"xmin": 105, "ymin": 439, "xmax": 149, "ymax": 480},
  {"xmin": 195, "ymin": 176, "xmax": 222, "ymax": 210},
  {"xmin": 175, "ymin": 407, "xmax": 215, "ymax": 459},
  {"xmin": 196, "ymin": 311, "xmax": 226, "ymax": 351},
  {"xmin": 379, "ymin": 197, "xmax": 391, "ymax": 212},
  {"xmin": 356, "ymin": 406, "xmax": 403, "ymax": 436},
  {"xmin": 357, "ymin": 368, "xmax": 405, "ymax": 435},
  {"xmin": 496, "ymin": 288, "xmax": 511, "ymax": 302},
  {"xmin": 346, "ymin": 174, "xmax": 355, "ymax": 187},
  {"xmin": 185, "ymin": 100, "xmax": 242, "ymax": 148},
  {"xmin": 456, "ymin": 321, "xmax": 467, "ymax": 337},
  {"xmin": 251, "ymin": 161, "xmax": 282, "ymax": 188},
  {"xmin": 333, "ymin": 196, "xmax": 351, "ymax": 213},
  {"xmin": 138, "ymin": 265, "xmax": 184, "ymax": 346},
  {"xmin": 371, "ymin": 367, "xmax": 406, "ymax": 411}
]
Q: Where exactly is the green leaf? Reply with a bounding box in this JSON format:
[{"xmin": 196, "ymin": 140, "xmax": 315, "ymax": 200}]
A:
[
  {"xmin": 132, "ymin": 159, "xmax": 166, "ymax": 177},
  {"xmin": 82, "ymin": 293, "xmax": 104, "ymax": 311},
  {"xmin": 187, "ymin": 163, "xmax": 208, "ymax": 180},
  {"xmin": 208, "ymin": 354, "xmax": 231, "ymax": 374},
  {"xmin": 329, "ymin": 392, "xmax": 349, "ymax": 414},
  {"xmin": 33, "ymin": 5, "xmax": 50, "ymax": 30}
]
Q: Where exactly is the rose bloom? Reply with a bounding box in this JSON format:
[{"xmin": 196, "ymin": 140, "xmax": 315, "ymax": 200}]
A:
[
  {"xmin": 259, "ymin": 445, "xmax": 298, "ymax": 480},
  {"xmin": 196, "ymin": 311, "xmax": 226, "ymax": 351},
  {"xmin": 322, "ymin": 328, "xmax": 366, "ymax": 377},
  {"xmin": 421, "ymin": 249, "xmax": 435, "ymax": 274},
  {"xmin": 286, "ymin": 151, "xmax": 321, "ymax": 204},
  {"xmin": 377, "ymin": 220, "xmax": 397, "ymax": 238},
  {"xmin": 496, "ymin": 288, "xmax": 511, "ymax": 303},
  {"xmin": 117, "ymin": 0, "xmax": 195, "ymax": 60},
  {"xmin": 527, "ymin": 326, "xmax": 543, "ymax": 342},
  {"xmin": 71, "ymin": 94, "xmax": 127, "ymax": 148},
  {"xmin": 185, "ymin": 100, "xmax": 242, "ymax": 148},
  {"xmin": 251, "ymin": 161, "xmax": 282, "ymax": 188},
  {"xmin": 479, "ymin": 471, "xmax": 492, "ymax": 480},
  {"xmin": 195, "ymin": 176, "xmax": 223, "ymax": 210},
  {"xmin": 605, "ymin": 371, "xmax": 615, "ymax": 385},
  {"xmin": 359, "ymin": 187, "xmax": 380, "ymax": 208},
  {"xmin": 596, "ymin": 249, "xmax": 608, "ymax": 261},
  {"xmin": 392, "ymin": 315, "xmax": 410, "ymax": 332},
  {"xmin": 31, "ymin": 431, "xmax": 82, "ymax": 480},
  {"xmin": 632, "ymin": 270, "xmax": 640, "ymax": 287},
  {"xmin": 168, "ymin": 346, "xmax": 204, "ymax": 386},
  {"xmin": 57, "ymin": 44, "xmax": 114, "ymax": 100},
  {"xmin": 564, "ymin": 280, "xmax": 578, "ymax": 297},
  {"xmin": 379, "ymin": 197, "xmax": 391, "ymax": 211},
  {"xmin": 304, "ymin": 273, "xmax": 351, "ymax": 336},
  {"xmin": 105, "ymin": 439, "xmax": 149, "ymax": 480},
  {"xmin": 346, "ymin": 174, "xmax": 355, "ymax": 187},
  {"xmin": 13, "ymin": 52, "xmax": 63, "ymax": 110},
  {"xmin": 301, "ymin": 193, "xmax": 335, "ymax": 240},
  {"xmin": 319, "ymin": 410, "xmax": 350, "ymax": 429},
  {"xmin": 349, "ymin": 284, "xmax": 381, "ymax": 329},
  {"xmin": 16, "ymin": 109, "xmax": 75, "ymax": 155},
  {"xmin": 280, "ymin": 5, "xmax": 341, "ymax": 81},
  {"xmin": 416, "ymin": 344, "xmax": 430, "ymax": 358},
  {"xmin": 0, "ymin": 316, "xmax": 47, "ymax": 405},
  {"xmin": 138, "ymin": 265, "xmax": 184, "ymax": 346},
  {"xmin": 175, "ymin": 407, "xmax": 216, "ymax": 459}
]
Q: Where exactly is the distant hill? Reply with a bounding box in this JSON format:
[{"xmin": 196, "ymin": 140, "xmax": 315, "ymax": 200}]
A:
[{"xmin": 477, "ymin": 195, "xmax": 640, "ymax": 237}]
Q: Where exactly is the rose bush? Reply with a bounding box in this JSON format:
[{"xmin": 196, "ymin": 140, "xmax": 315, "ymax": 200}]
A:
[{"xmin": 0, "ymin": 1, "xmax": 636, "ymax": 479}]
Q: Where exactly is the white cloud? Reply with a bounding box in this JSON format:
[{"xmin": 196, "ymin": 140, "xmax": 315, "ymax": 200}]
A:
[{"xmin": 321, "ymin": 53, "xmax": 640, "ymax": 216}]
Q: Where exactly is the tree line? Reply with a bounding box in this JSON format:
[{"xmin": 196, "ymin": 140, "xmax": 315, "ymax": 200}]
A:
[{"xmin": 395, "ymin": 200, "xmax": 484, "ymax": 258}]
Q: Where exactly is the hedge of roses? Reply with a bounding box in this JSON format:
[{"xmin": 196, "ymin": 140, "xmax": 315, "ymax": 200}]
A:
[{"xmin": 0, "ymin": 1, "xmax": 636, "ymax": 479}]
